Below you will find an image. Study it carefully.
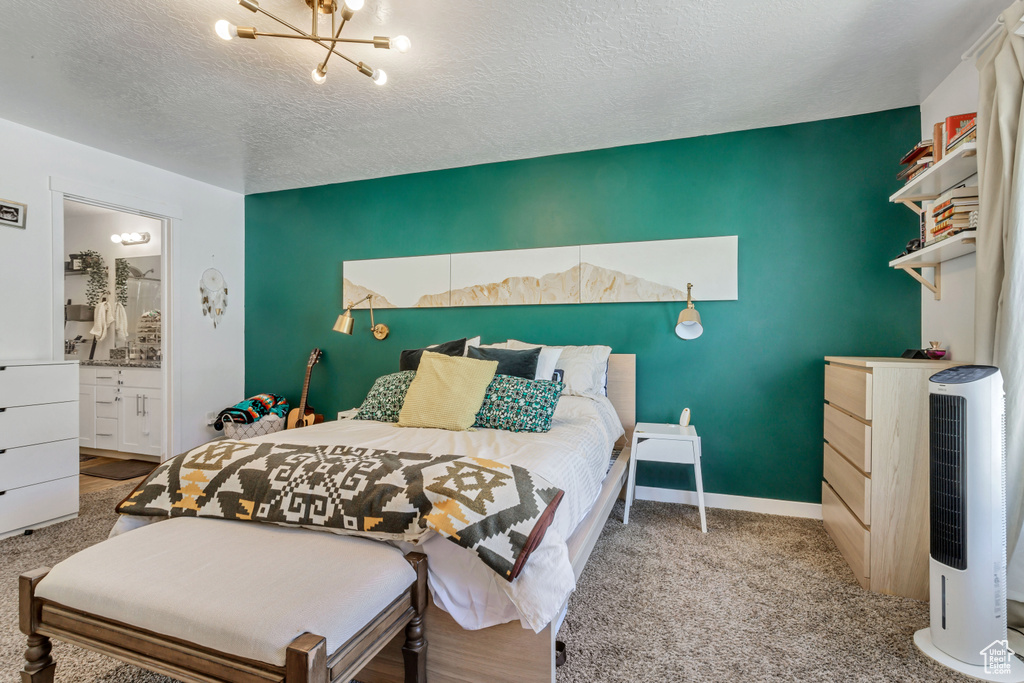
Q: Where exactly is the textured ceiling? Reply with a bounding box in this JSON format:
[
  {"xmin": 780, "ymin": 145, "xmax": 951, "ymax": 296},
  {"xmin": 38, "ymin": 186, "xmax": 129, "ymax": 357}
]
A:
[{"xmin": 0, "ymin": 0, "xmax": 1005, "ymax": 194}]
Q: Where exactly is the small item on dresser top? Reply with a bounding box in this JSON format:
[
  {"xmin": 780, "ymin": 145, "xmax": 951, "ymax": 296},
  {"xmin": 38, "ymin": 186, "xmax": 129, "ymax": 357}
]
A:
[
  {"xmin": 925, "ymin": 341, "xmax": 947, "ymax": 360},
  {"xmin": 679, "ymin": 407, "xmax": 691, "ymax": 427},
  {"xmin": 901, "ymin": 349, "xmax": 929, "ymax": 359}
]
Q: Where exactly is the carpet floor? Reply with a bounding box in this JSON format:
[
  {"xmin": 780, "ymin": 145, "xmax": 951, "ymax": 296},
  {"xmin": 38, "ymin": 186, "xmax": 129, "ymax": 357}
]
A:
[{"xmin": 1, "ymin": 485, "xmax": 973, "ymax": 682}]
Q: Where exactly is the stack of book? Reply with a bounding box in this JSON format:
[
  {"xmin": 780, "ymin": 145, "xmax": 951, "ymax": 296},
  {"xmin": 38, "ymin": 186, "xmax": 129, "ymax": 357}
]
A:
[
  {"xmin": 945, "ymin": 113, "xmax": 977, "ymax": 155},
  {"xmin": 898, "ymin": 140, "xmax": 934, "ymax": 184},
  {"xmin": 927, "ymin": 186, "xmax": 979, "ymax": 245}
]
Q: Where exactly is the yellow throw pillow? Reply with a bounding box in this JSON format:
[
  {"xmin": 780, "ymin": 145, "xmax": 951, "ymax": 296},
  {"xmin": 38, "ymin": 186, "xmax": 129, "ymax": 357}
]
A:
[{"xmin": 398, "ymin": 351, "xmax": 499, "ymax": 431}]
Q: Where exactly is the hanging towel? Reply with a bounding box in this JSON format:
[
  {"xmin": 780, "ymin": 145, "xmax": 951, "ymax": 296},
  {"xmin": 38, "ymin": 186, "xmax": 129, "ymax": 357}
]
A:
[
  {"xmin": 114, "ymin": 302, "xmax": 129, "ymax": 342},
  {"xmin": 89, "ymin": 301, "xmax": 113, "ymax": 341}
]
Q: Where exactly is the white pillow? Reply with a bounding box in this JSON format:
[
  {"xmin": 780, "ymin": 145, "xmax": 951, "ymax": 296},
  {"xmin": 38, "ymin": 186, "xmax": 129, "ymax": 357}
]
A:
[
  {"xmin": 479, "ymin": 340, "xmax": 507, "ymax": 350},
  {"xmin": 507, "ymin": 340, "xmax": 610, "ymax": 396}
]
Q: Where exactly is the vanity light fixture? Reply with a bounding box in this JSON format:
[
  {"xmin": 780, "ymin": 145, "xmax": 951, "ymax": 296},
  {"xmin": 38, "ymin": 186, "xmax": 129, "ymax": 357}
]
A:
[
  {"xmin": 110, "ymin": 232, "xmax": 151, "ymax": 246},
  {"xmin": 675, "ymin": 283, "xmax": 704, "ymax": 340},
  {"xmin": 215, "ymin": 0, "xmax": 410, "ymax": 86},
  {"xmin": 334, "ymin": 294, "xmax": 390, "ymax": 340}
]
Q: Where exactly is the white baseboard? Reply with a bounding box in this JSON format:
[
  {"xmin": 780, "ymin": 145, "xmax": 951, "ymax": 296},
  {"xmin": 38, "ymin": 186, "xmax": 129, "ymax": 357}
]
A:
[{"xmin": 633, "ymin": 486, "xmax": 822, "ymax": 520}]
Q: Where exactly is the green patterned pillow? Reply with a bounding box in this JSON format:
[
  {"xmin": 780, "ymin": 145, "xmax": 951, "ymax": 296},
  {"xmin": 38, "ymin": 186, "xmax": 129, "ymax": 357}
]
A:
[
  {"xmin": 474, "ymin": 375, "xmax": 565, "ymax": 433},
  {"xmin": 355, "ymin": 371, "xmax": 416, "ymax": 422}
]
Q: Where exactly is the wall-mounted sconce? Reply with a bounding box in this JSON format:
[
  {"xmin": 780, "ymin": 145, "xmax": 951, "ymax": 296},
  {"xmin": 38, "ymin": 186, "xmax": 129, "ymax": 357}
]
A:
[
  {"xmin": 675, "ymin": 283, "xmax": 703, "ymax": 340},
  {"xmin": 333, "ymin": 294, "xmax": 390, "ymax": 340},
  {"xmin": 110, "ymin": 232, "xmax": 151, "ymax": 246}
]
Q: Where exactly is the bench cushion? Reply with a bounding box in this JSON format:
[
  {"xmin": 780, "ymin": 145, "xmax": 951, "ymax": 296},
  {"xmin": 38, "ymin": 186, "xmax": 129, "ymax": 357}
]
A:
[{"xmin": 36, "ymin": 517, "xmax": 417, "ymax": 666}]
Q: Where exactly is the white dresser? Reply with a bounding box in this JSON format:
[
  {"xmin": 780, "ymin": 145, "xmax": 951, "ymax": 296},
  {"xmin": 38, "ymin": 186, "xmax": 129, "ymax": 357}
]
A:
[{"xmin": 0, "ymin": 360, "xmax": 80, "ymax": 539}]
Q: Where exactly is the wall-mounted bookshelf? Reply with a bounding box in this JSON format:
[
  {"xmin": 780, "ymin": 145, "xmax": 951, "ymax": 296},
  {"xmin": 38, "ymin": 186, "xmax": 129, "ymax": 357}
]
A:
[
  {"xmin": 890, "ymin": 143, "xmax": 977, "ymax": 210},
  {"xmin": 888, "ymin": 231, "xmax": 977, "ymax": 300}
]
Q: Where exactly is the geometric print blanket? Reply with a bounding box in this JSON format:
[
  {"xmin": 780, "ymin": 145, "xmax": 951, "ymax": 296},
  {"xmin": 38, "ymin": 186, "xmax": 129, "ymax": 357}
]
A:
[{"xmin": 116, "ymin": 440, "xmax": 564, "ymax": 582}]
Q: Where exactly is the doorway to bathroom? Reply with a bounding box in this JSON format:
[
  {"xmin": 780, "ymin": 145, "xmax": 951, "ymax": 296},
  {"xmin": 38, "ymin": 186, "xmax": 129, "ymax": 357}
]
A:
[{"xmin": 62, "ymin": 199, "xmax": 165, "ymax": 489}]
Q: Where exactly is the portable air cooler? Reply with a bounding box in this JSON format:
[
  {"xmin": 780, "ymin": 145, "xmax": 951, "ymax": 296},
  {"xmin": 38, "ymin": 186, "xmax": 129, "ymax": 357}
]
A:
[{"xmin": 914, "ymin": 365, "xmax": 1024, "ymax": 682}]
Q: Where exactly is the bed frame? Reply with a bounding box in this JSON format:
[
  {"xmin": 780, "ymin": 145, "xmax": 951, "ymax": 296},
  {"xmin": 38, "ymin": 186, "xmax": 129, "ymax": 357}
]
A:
[
  {"xmin": 17, "ymin": 354, "xmax": 635, "ymax": 683},
  {"xmin": 359, "ymin": 353, "xmax": 636, "ymax": 683}
]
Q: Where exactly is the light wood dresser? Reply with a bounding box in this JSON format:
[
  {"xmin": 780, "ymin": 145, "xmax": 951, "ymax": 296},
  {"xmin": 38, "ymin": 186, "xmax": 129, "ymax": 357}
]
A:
[
  {"xmin": 822, "ymin": 356, "xmax": 959, "ymax": 601},
  {"xmin": 0, "ymin": 359, "xmax": 79, "ymax": 540}
]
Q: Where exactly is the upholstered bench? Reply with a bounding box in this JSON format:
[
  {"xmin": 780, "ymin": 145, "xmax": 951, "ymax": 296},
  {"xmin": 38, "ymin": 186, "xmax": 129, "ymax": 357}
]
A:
[{"xmin": 19, "ymin": 518, "xmax": 427, "ymax": 683}]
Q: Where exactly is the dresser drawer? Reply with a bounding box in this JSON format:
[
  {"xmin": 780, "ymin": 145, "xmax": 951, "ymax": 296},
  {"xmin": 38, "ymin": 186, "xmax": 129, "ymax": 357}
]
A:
[
  {"xmin": 0, "ymin": 475, "xmax": 78, "ymax": 534},
  {"xmin": 825, "ymin": 364, "xmax": 872, "ymax": 421},
  {"xmin": 634, "ymin": 437, "xmax": 697, "ymax": 464},
  {"xmin": 0, "ymin": 402, "xmax": 78, "ymax": 450},
  {"xmin": 824, "ymin": 403, "xmax": 872, "ymax": 473},
  {"xmin": 95, "ymin": 386, "xmax": 118, "ymax": 419},
  {"xmin": 823, "ymin": 444, "xmax": 871, "ymax": 526},
  {"xmin": 0, "ymin": 439, "xmax": 78, "ymax": 492},
  {"xmin": 0, "ymin": 363, "xmax": 77, "ymax": 408},
  {"xmin": 822, "ymin": 482, "xmax": 870, "ymax": 587}
]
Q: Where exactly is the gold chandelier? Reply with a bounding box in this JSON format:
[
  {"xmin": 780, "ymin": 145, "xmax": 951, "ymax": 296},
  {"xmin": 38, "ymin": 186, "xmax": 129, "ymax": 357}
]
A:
[{"xmin": 215, "ymin": 0, "xmax": 410, "ymax": 85}]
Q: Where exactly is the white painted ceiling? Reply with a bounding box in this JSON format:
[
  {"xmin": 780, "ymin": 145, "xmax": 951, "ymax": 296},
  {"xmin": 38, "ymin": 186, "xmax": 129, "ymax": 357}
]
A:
[{"xmin": 0, "ymin": 0, "xmax": 1004, "ymax": 194}]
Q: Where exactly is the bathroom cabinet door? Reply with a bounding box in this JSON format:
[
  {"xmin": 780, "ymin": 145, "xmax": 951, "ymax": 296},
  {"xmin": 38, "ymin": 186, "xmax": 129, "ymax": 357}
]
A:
[
  {"xmin": 79, "ymin": 384, "xmax": 96, "ymax": 449},
  {"xmin": 118, "ymin": 387, "xmax": 162, "ymax": 457}
]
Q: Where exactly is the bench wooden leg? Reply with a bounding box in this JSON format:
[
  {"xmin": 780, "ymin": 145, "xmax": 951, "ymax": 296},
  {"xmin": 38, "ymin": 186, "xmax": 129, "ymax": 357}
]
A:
[
  {"xmin": 402, "ymin": 553, "xmax": 428, "ymax": 683},
  {"xmin": 286, "ymin": 633, "xmax": 327, "ymax": 683},
  {"xmin": 19, "ymin": 569, "xmax": 55, "ymax": 683}
]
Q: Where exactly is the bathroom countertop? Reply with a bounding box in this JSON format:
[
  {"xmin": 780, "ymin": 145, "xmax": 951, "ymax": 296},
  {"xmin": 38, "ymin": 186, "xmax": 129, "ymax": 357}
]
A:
[{"xmin": 79, "ymin": 359, "xmax": 161, "ymax": 369}]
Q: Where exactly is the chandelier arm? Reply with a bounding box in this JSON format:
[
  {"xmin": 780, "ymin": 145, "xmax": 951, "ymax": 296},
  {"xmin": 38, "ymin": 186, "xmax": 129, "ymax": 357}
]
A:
[
  {"xmin": 254, "ymin": 31, "xmax": 377, "ymax": 46},
  {"xmin": 246, "ymin": 9, "xmax": 361, "ymax": 68},
  {"xmin": 319, "ymin": 16, "xmax": 347, "ymax": 70}
]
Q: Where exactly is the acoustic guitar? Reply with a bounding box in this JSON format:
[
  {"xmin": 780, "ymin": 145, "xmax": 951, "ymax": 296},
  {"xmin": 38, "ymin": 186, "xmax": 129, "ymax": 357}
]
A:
[{"xmin": 286, "ymin": 348, "xmax": 325, "ymax": 429}]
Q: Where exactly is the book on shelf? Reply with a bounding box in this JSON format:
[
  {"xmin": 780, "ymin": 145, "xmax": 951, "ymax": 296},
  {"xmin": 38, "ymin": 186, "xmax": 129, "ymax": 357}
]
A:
[
  {"xmin": 947, "ymin": 128, "xmax": 977, "ymax": 154},
  {"xmin": 933, "ymin": 122, "xmax": 945, "ymax": 163},
  {"xmin": 945, "ymin": 113, "xmax": 976, "ymax": 144},
  {"xmin": 900, "ymin": 140, "xmax": 934, "ymax": 165}
]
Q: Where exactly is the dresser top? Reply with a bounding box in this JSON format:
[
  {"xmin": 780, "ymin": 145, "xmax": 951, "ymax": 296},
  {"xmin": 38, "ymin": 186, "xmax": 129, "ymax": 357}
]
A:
[
  {"xmin": 0, "ymin": 359, "xmax": 79, "ymax": 367},
  {"xmin": 825, "ymin": 356, "xmax": 962, "ymax": 369}
]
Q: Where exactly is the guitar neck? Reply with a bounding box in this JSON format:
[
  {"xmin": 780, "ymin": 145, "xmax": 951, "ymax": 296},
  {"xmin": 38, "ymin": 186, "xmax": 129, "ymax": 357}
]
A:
[{"xmin": 298, "ymin": 367, "xmax": 313, "ymax": 413}]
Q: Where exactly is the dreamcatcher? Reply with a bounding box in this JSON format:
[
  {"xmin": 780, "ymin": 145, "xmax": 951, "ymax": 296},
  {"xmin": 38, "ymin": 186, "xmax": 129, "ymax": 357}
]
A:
[{"xmin": 200, "ymin": 268, "xmax": 228, "ymax": 328}]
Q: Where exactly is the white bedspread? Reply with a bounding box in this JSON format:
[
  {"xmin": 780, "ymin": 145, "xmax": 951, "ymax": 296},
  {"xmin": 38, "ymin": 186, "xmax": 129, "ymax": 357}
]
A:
[{"xmin": 111, "ymin": 395, "xmax": 622, "ymax": 632}]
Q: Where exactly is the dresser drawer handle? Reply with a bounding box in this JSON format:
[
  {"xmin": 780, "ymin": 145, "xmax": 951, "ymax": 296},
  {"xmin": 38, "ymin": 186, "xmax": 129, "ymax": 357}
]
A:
[
  {"xmin": 96, "ymin": 400, "xmax": 113, "ymax": 404},
  {"xmin": 96, "ymin": 433, "xmax": 114, "ymax": 437}
]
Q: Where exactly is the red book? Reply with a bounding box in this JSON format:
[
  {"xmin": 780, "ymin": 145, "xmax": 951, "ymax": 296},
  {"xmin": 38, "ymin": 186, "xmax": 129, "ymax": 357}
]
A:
[{"xmin": 945, "ymin": 113, "xmax": 977, "ymax": 144}]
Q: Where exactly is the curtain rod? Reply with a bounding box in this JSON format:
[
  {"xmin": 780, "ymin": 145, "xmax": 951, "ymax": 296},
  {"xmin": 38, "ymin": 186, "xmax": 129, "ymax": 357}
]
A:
[{"xmin": 963, "ymin": 16, "xmax": 1005, "ymax": 61}]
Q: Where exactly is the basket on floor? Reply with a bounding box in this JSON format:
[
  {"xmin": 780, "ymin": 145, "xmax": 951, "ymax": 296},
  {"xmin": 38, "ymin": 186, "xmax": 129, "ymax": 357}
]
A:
[{"xmin": 222, "ymin": 413, "xmax": 285, "ymax": 439}]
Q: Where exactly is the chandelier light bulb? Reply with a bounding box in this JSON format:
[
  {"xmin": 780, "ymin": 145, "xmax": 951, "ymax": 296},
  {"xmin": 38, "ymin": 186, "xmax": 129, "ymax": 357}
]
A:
[
  {"xmin": 372, "ymin": 69, "xmax": 387, "ymax": 85},
  {"xmin": 391, "ymin": 35, "xmax": 411, "ymax": 53},
  {"xmin": 110, "ymin": 234, "xmax": 123, "ymax": 244},
  {"xmin": 215, "ymin": 20, "xmax": 238, "ymax": 41},
  {"xmin": 344, "ymin": 0, "xmax": 364, "ymax": 11},
  {"xmin": 312, "ymin": 65, "xmax": 327, "ymax": 84}
]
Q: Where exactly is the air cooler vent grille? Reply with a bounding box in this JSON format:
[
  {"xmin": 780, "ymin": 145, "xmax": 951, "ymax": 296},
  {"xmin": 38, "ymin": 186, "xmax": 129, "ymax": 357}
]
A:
[{"xmin": 930, "ymin": 393, "xmax": 968, "ymax": 570}]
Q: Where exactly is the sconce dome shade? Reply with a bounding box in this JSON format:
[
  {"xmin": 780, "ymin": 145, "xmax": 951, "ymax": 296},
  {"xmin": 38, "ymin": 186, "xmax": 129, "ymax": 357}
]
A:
[
  {"xmin": 675, "ymin": 308, "xmax": 703, "ymax": 340},
  {"xmin": 333, "ymin": 311, "xmax": 355, "ymax": 335}
]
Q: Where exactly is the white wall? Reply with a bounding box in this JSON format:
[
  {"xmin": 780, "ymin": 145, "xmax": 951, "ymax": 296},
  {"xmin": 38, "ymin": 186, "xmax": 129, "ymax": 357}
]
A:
[
  {"xmin": 0, "ymin": 117, "xmax": 245, "ymax": 454},
  {"xmin": 918, "ymin": 59, "xmax": 980, "ymax": 362}
]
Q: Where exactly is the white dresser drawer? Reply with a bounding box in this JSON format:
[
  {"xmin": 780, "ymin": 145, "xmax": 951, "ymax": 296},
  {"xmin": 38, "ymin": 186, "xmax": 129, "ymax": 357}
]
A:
[
  {"xmin": 0, "ymin": 439, "xmax": 78, "ymax": 492},
  {"xmin": 0, "ymin": 475, "xmax": 78, "ymax": 535},
  {"xmin": 0, "ymin": 402, "xmax": 78, "ymax": 450},
  {"xmin": 95, "ymin": 417, "xmax": 119, "ymax": 450},
  {"xmin": 95, "ymin": 386, "xmax": 118, "ymax": 419},
  {"xmin": 0, "ymin": 363, "xmax": 78, "ymax": 408},
  {"xmin": 121, "ymin": 368, "xmax": 161, "ymax": 389},
  {"xmin": 635, "ymin": 437, "xmax": 697, "ymax": 464}
]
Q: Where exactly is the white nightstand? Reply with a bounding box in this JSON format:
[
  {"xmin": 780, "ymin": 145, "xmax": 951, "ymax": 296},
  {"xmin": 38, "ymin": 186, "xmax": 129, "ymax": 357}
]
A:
[{"xmin": 624, "ymin": 422, "xmax": 707, "ymax": 532}]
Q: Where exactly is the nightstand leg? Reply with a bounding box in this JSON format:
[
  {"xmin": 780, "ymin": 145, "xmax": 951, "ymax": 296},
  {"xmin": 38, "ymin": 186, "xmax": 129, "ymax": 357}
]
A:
[
  {"xmin": 624, "ymin": 440, "xmax": 638, "ymax": 525},
  {"xmin": 693, "ymin": 444, "xmax": 707, "ymax": 533}
]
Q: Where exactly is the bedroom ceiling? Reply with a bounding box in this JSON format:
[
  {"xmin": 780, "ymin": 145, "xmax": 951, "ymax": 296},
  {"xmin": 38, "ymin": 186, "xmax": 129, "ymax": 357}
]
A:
[{"xmin": 0, "ymin": 0, "xmax": 1003, "ymax": 194}]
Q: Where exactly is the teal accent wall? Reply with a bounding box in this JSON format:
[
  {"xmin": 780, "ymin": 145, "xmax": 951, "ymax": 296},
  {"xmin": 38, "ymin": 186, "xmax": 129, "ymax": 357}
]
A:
[{"xmin": 245, "ymin": 107, "xmax": 922, "ymax": 504}]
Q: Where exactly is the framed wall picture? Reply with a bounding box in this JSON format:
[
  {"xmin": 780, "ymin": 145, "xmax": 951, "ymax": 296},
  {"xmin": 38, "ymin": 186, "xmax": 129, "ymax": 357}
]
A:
[{"xmin": 0, "ymin": 198, "xmax": 27, "ymax": 229}]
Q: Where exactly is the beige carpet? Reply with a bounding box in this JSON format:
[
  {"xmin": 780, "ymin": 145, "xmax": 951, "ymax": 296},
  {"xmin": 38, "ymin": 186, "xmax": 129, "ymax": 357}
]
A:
[{"xmin": 1, "ymin": 485, "xmax": 972, "ymax": 682}]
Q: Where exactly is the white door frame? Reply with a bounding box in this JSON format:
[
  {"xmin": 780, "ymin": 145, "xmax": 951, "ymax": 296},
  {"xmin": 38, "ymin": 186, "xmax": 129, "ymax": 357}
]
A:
[{"xmin": 50, "ymin": 176, "xmax": 182, "ymax": 461}]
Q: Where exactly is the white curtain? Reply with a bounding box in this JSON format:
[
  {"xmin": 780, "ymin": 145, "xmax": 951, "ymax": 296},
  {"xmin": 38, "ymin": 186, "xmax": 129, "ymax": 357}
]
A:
[{"xmin": 976, "ymin": 0, "xmax": 1024, "ymax": 629}]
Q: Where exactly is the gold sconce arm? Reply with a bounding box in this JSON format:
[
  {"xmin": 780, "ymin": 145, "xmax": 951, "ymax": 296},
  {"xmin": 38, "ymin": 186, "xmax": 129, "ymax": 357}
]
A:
[{"xmin": 333, "ymin": 294, "xmax": 390, "ymax": 340}]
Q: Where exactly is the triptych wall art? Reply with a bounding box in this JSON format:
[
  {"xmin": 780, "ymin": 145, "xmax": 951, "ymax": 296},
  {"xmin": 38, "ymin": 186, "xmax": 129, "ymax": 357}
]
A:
[{"xmin": 342, "ymin": 236, "xmax": 738, "ymax": 309}]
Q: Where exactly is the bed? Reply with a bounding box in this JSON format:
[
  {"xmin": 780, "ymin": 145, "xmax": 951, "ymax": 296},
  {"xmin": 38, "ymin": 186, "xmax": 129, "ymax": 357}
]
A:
[{"xmin": 31, "ymin": 353, "xmax": 636, "ymax": 683}]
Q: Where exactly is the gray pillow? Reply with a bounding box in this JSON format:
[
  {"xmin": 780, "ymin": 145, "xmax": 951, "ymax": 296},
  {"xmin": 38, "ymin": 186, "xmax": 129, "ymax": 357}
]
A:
[
  {"xmin": 400, "ymin": 338, "xmax": 467, "ymax": 371},
  {"xmin": 467, "ymin": 346, "xmax": 541, "ymax": 380}
]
